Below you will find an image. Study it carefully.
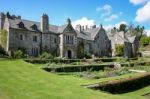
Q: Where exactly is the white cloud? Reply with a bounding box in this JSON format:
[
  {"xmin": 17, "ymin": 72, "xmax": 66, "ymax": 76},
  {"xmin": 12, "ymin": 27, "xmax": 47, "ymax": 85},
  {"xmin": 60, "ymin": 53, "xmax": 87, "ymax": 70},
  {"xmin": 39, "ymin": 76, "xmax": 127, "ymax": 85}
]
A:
[
  {"xmin": 96, "ymin": 4, "xmax": 112, "ymax": 16},
  {"xmin": 146, "ymin": 30, "xmax": 150, "ymax": 36},
  {"xmin": 129, "ymin": 0, "xmax": 149, "ymax": 5},
  {"xmin": 135, "ymin": 1, "xmax": 150, "ymax": 23},
  {"xmin": 104, "ymin": 14, "xmax": 119, "ymax": 22},
  {"xmin": 72, "ymin": 17, "xmax": 95, "ymax": 28}
]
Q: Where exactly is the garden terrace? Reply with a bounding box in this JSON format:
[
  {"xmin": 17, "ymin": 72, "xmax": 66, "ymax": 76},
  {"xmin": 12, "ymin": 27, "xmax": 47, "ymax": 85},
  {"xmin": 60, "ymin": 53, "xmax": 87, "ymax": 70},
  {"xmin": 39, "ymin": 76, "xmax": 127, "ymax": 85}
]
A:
[
  {"xmin": 42, "ymin": 61, "xmax": 150, "ymax": 72},
  {"xmin": 83, "ymin": 73, "xmax": 150, "ymax": 94}
]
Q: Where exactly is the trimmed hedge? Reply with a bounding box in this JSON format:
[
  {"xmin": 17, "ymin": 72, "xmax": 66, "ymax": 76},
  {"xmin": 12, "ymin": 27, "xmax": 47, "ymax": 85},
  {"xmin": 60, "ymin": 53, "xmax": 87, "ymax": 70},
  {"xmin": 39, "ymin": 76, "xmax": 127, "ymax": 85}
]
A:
[
  {"xmin": 84, "ymin": 73, "xmax": 150, "ymax": 94},
  {"xmin": 24, "ymin": 58, "xmax": 116, "ymax": 64},
  {"xmin": 43, "ymin": 64, "xmax": 114, "ymax": 72}
]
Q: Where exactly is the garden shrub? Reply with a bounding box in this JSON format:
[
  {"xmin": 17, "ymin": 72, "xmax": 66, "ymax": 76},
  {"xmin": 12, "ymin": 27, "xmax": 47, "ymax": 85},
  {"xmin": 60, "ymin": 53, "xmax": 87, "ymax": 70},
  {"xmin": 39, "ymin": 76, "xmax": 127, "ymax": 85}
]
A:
[
  {"xmin": 40, "ymin": 52, "xmax": 53, "ymax": 59},
  {"xmin": 12, "ymin": 50, "xmax": 23, "ymax": 59},
  {"xmin": 115, "ymin": 44, "xmax": 124, "ymax": 56},
  {"xmin": 85, "ymin": 53, "xmax": 92, "ymax": 59},
  {"xmin": 0, "ymin": 45, "xmax": 7, "ymax": 56}
]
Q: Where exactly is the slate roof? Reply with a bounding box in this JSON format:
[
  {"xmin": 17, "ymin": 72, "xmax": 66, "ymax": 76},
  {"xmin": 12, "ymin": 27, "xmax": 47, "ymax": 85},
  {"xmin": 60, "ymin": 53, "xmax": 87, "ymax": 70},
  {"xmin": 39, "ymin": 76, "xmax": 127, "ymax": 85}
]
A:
[
  {"xmin": 8, "ymin": 18, "xmax": 104, "ymax": 41},
  {"xmin": 111, "ymin": 31, "xmax": 137, "ymax": 44}
]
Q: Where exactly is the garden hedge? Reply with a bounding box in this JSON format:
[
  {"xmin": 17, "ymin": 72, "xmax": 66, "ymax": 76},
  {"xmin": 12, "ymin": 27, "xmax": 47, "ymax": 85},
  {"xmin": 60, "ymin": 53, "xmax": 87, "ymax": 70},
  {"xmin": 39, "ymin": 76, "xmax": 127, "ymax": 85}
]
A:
[
  {"xmin": 43, "ymin": 64, "xmax": 114, "ymax": 72},
  {"xmin": 84, "ymin": 73, "xmax": 150, "ymax": 94},
  {"xmin": 24, "ymin": 58, "xmax": 116, "ymax": 64}
]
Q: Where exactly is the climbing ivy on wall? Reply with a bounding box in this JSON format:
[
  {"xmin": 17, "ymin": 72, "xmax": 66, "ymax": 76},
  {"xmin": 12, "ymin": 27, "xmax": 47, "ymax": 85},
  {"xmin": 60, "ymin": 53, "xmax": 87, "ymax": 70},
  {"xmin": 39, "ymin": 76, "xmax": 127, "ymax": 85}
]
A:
[{"xmin": 0, "ymin": 29, "xmax": 7, "ymax": 49}]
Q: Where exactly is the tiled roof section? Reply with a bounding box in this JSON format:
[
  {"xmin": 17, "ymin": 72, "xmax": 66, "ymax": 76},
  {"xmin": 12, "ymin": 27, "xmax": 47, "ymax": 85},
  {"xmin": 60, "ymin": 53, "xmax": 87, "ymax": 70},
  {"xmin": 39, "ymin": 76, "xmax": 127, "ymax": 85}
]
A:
[
  {"xmin": 8, "ymin": 18, "xmax": 41, "ymax": 31},
  {"xmin": 8, "ymin": 18, "xmax": 106, "ymax": 41},
  {"xmin": 57, "ymin": 24, "xmax": 68, "ymax": 33},
  {"xmin": 76, "ymin": 30, "xmax": 91, "ymax": 40},
  {"xmin": 49, "ymin": 25, "xmax": 59, "ymax": 33},
  {"xmin": 83, "ymin": 27, "xmax": 100, "ymax": 40},
  {"xmin": 8, "ymin": 18, "xmax": 61, "ymax": 33}
]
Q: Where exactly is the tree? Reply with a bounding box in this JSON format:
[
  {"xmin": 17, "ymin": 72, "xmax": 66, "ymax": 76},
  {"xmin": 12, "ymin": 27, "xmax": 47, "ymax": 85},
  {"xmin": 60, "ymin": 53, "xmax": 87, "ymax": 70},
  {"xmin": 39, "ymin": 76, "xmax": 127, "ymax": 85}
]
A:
[{"xmin": 119, "ymin": 24, "xmax": 127, "ymax": 32}]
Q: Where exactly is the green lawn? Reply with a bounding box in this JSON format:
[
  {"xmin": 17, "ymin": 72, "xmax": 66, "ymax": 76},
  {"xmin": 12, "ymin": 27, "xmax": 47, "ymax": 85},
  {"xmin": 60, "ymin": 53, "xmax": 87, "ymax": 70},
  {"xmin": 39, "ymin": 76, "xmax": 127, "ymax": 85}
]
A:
[{"xmin": 0, "ymin": 59, "xmax": 149, "ymax": 99}]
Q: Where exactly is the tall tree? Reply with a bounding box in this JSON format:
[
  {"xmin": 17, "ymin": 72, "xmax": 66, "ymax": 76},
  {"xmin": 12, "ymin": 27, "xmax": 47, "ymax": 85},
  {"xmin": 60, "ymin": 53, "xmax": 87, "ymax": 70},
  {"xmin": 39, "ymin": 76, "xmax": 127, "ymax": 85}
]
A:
[{"xmin": 119, "ymin": 24, "xmax": 127, "ymax": 32}]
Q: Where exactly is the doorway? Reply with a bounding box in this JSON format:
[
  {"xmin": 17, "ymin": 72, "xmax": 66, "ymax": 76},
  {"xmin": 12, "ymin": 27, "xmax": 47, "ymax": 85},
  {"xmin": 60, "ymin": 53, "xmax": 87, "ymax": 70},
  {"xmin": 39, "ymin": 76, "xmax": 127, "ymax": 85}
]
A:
[{"xmin": 68, "ymin": 50, "xmax": 72, "ymax": 59}]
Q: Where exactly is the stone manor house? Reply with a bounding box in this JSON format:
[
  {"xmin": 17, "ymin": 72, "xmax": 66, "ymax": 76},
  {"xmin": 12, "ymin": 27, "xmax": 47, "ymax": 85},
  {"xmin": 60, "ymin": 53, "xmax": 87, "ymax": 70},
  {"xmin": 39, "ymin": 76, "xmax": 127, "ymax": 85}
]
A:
[{"xmin": 0, "ymin": 12, "xmax": 139, "ymax": 58}]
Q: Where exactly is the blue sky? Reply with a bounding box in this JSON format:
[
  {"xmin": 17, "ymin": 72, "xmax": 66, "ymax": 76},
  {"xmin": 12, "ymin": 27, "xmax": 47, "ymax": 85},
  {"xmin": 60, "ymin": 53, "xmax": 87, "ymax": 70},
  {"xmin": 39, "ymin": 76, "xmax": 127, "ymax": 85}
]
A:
[{"xmin": 0, "ymin": 0, "xmax": 150, "ymax": 34}]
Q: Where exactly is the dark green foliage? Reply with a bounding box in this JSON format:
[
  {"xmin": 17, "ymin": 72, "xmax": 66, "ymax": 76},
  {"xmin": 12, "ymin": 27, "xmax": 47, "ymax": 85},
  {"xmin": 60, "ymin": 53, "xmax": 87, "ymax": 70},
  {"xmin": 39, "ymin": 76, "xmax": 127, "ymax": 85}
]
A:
[
  {"xmin": 0, "ymin": 45, "xmax": 7, "ymax": 56},
  {"xmin": 43, "ymin": 64, "xmax": 114, "ymax": 72},
  {"xmin": 140, "ymin": 35, "xmax": 150, "ymax": 47},
  {"xmin": 84, "ymin": 53, "xmax": 92, "ymax": 59},
  {"xmin": 40, "ymin": 52, "xmax": 54, "ymax": 59},
  {"xmin": 87, "ymin": 73, "xmax": 150, "ymax": 94},
  {"xmin": 119, "ymin": 24, "xmax": 127, "ymax": 32},
  {"xmin": 115, "ymin": 44, "xmax": 124, "ymax": 56},
  {"xmin": 12, "ymin": 50, "xmax": 23, "ymax": 59},
  {"xmin": 24, "ymin": 58, "xmax": 116, "ymax": 64}
]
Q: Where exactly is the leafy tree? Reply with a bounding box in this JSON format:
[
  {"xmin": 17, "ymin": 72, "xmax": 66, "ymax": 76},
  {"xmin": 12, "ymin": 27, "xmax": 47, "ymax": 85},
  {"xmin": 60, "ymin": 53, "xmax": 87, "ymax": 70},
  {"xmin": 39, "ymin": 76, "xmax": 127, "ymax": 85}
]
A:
[
  {"xmin": 140, "ymin": 35, "xmax": 150, "ymax": 47},
  {"xmin": 119, "ymin": 24, "xmax": 127, "ymax": 32}
]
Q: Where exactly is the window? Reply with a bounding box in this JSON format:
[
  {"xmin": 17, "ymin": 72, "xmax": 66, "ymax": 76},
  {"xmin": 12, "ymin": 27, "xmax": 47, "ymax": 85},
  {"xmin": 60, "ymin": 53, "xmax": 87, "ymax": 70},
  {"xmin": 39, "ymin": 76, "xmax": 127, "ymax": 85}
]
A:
[
  {"xmin": 19, "ymin": 34, "xmax": 23, "ymax": 40},
  {"xmin": 32, "ymin": 48, "xmax": 39, "ymax": 56},
  {"xmin": 18, "ymin": 22, "xmax": 25, "ymax": 29},
  {"xmin": 31, "ymin": 24, "xmax": 38, "ymax": 31},
  {"xmin": 65, "ymin": 35, "xmax": 74, "ymax": 44},
  {"xmin": 33, "ymin": 36, "xmax": 37, "ymax": 42},
  {"xmin": 54, "ymin": 38, "xmax": 57, "ymax": 43}
]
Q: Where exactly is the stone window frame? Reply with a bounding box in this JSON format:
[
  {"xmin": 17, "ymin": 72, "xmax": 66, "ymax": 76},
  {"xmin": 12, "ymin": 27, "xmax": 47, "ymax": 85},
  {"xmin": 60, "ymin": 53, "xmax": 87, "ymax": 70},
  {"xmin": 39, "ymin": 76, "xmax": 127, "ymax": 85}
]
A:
[
  {"xmin": 65, "ymin": 35, "xmax": 74, "ymax": 44},
  {"xmin": 33, "ymin": 35, "xmax": 37, "ymax": 42},
  {"xmin": 19, "ymin": 34, "xmax": 23, "ymax": 41}
]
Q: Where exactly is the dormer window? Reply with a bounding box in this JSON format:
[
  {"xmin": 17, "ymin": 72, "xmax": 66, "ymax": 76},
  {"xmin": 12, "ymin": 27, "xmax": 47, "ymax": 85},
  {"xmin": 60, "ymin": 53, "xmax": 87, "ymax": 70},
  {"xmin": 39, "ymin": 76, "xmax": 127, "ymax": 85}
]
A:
[
  {"xmin": 17, "ymin": 22, "xmax": 25, "ymax": 29},
  {"xmin": 31, "ymin": 24, "xmax": 38, "ymax": 31}
]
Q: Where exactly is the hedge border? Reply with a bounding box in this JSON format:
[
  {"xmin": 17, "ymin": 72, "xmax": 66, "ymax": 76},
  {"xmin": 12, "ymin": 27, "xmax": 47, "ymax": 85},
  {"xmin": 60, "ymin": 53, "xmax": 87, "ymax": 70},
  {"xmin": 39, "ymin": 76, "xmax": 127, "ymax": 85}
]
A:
[{"xmin": 83, "ymin": 73, "xmax": 150, "ymax": 94}]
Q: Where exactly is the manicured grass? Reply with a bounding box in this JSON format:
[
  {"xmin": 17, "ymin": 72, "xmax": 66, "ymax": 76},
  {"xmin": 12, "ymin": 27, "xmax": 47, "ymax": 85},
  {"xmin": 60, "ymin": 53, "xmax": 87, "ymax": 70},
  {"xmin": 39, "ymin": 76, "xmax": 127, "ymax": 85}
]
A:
[{"xmin": 0, "ymin": 59, "xmax": 149, "ymax": 99}]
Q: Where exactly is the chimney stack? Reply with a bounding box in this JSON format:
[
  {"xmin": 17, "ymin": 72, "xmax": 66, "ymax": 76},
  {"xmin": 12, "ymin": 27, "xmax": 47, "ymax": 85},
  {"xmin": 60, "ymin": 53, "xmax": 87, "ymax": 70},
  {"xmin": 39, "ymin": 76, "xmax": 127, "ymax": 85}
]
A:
[
  {"xmin": 41, "ymin": 14, "xmax": 49, "ymax": 33},
  {"xmin": 75, "ymin": 24, "xmax": 81, "ymax": 32}
]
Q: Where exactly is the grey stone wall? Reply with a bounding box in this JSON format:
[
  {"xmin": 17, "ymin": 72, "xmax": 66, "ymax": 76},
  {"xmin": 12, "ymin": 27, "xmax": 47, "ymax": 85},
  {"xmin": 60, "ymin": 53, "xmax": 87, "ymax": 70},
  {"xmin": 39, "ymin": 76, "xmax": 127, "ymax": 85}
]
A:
[
  {"xmin": 9, "ymin": 29, "xmax": 41, "ymax": 56},
  {"xmin": 94, "ymin": 28, "xmax": 111, "ymax": 57},
  {"xmin": 42, "ymin": 33, "xmax": 59, "ymax": 56}
]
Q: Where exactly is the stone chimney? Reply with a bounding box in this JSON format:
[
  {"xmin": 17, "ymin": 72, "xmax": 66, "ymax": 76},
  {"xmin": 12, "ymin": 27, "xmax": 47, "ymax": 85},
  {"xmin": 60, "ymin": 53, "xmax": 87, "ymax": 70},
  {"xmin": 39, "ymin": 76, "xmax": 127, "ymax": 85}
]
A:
[
  {"xmin": 0, "ymin": 12, "xmax": 5, "ymax": 29},
  {"xmin": 41, "ymin": 14, "xmax": 49, "ymax": 33},
  {"xmin": 75, "ymin": 24, "xmax": 81, "ymax": 32},
  {"xmin": 82, "ymin": 26, "xmax": 84, "ymax": 30},
  {"xmin": 85, "ymin": 25, "xmax": 88, "ymax": 30}
]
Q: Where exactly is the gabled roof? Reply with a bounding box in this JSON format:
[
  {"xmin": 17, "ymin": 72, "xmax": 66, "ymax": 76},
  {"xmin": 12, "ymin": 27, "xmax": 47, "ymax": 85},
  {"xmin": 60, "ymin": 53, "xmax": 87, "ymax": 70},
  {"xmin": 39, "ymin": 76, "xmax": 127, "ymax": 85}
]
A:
[
  {"xmin": 7, "ymin": 17, "xmax": 108, "ymax": 41},
  {"xmin": 57, "ymin": 24, "xmax": 68, "ymax": 33}
]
